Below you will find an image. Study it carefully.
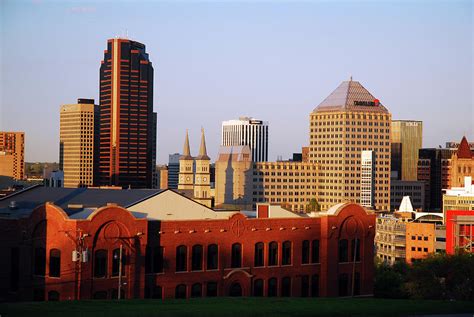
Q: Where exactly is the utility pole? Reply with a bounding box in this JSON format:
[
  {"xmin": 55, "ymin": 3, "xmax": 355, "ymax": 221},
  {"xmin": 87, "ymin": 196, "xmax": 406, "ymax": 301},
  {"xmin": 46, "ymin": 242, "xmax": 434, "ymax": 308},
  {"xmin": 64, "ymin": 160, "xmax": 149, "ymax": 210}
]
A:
[
  {"xmin": 118, "ymin": 244, "xmax": 123, "ymax": 300},
  {"xmin": 351, "ymin": 238, "xmax": 358, "ymax": 297}
]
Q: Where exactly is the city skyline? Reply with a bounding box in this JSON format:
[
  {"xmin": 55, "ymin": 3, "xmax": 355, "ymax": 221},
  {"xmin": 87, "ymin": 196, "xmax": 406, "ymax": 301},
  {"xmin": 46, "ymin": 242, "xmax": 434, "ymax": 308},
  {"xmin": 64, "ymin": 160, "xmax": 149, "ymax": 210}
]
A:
[{"xmin": 1, "ymin": 0, "xmax": 473, "ymax": 164}]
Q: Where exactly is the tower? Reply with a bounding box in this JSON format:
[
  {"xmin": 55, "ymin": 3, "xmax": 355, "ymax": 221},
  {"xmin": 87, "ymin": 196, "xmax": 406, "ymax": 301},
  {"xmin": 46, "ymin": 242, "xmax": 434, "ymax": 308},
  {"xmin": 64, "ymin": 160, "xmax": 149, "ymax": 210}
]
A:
[
  {"xmin": 97, "ymin": 38, "xmax": 156, "ymax": 188},
  {"xmin": 178, "ymin": 130, "xmax": 194, "ymax": 191},
  {"xmin": 194, "ymin": 128, "xmax": 212, "ymax": 207}
]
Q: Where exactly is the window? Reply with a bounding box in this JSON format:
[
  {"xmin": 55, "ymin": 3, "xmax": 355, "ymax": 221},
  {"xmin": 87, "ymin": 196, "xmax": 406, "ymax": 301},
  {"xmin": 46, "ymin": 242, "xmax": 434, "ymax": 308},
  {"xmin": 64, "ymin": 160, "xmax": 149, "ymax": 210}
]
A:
[
  {"xmin": 311, "ymin": 240, "xmax": 320, "ymax": 263},
  {"xmin": 311, "ymin": 274, "xmax": 319, "ymax": 297},
  {"xmin": 282, "ymin": 241, "xmax": 291, "ymax": 265},
  {"xmin": 192, "ymin": 245, "xmax": 203, "ymax": 271},
  {"xmin": 423, "ymin": 248, "xmax": 428, "ymax": 252},
  {"xmin": 351, "ymin": 238, "xmax": 360, "ymax": 261},
  {"xmin": 191, "ymin": 283, "xmax": 202, "ymax": 298},
  {"xmin": 231, "ymin": 243, "xmax": 242, "ymax": 268},
  {"xmin": 281, "ymin": 277, "xmax": 291, "ymax": 297},
  {"xmin": 49, "ymin": 249, "xmax": 60, "ymax": 277},
  {"xmin": 34, "ymin": 247, "xmax": 46, "ymax": 276},
  {"xmin": 302, "ymin": 240, "xmax": 310, "ymax": 264},
  {"xmin": 338, "ymin": 273, "xmax": 349, "ymax": 296},
  {"xmin": 338, "ymin": 239, "xmax": 348, "ymax": 262},
  {"xmin": 423, "ymin": 236, "xmax": 428, "ymax": 241},
  {"xmin": 94, "ymin": 249, "xmax": 107, "ymax": 278},
  {"xmin": 207, "ymin": 244, "xmax": 218, "ymax": 270},
  {"xmin": 268, "ymin": 277, "xmax": 277, "ymax": 297},
  {"xmin": 153, "ymin": 246, "xmax": 163, "ymax": 273},
  {"xmin": 411, "ymin": 247, "xmax": 416, "ymax": 251},
  {"xmin": 175, "ymin": 284, "xmax": 187, "ymax": 299},
  {"xmin": 176, "ymin": 245, "xmax": 187, "ymax": 272},
  {"xmin": 254, "ymin": 242, "xmax": 264, "ymax": 267},
  {"xmin": 48, "ymin": 290, "xmax": 59, "ymax": 301},
  {"xmin": 207, "ymin": 282, "xmax": 218, "ymax": 297},
  {"xmin": 253, "ymin": 279, "xmax": 264, "ymax": 297},
  {"xmin": 301, "ymin": 275, "xmax": 309, "ymax": 297},
  {"xmin": 112, "ymin": 248, "xmax": 125, "ymax": 277},
  {"xmin": 268, "ymin": 242, "xmax": 278, "ymax": 266}
]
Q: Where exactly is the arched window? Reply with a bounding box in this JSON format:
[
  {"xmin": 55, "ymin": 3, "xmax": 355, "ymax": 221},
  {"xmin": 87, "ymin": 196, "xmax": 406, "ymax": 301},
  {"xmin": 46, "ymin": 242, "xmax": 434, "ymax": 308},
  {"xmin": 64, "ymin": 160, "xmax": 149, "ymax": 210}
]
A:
[
  {"xmin": 301, "ymin": 275, "xmax": 309, "ymax": 297},
  {"xmin": 311, "ymin": 274, "xmax": 319, "ymax": 297},
  {"xmin": 311, "ymin": 240, "xmax": 320, "ymax": 263},
  {"xmin": 301, "ymin": 240, "xmax": 310, "ymax": 264},
  {"xmin": 281, "ymin": 277, "xmax": 291, "ymax": 297},
  {"xmin": 207, "ymin": 244, "xmax": 218, "ymax": 270},
  {"xmin": 112, "ymin": 248, "xmax": 125, "ymax": 277},
  {"xmin": 49, "ymin": 249, "xmax": 60, "ymax": 277},
  {"xmin": 254, "ymin": 242, "xmax": 264, "ymax": 267},
  {"xmin": 231, "ymin": 243, "xmax": 242, "ymax": 268},
  {"xmin": 253, "ymin": 279, "xmax": 264, "ymax": 297},
  {"xmin": 268, "ymin": 277, "xmax": 277, "ymax": 297},
  {"xmin": 191, "ymin": 283, "xmax": 202, "ymax": 298},
  {"xmin": 48, "ymin": 290, "xmax": 59, "ymax": 301},
  {"xmin": 206, "ymin": 282, "xmax": 218, "ymax": 297},
  {"xmin": 282, "ymin": 241, "xmax": 291, "ymax": 265},
  {"xmin": 176, "ymin": 245, "xmax": 187, "ymax": 272},
  {"xmin": 175, "ymin": 284, "xmax": 187, "ymax": 299},
  {"xmin": 192, "ymin": 245, "xmax": 203, "ymax": 271},
  {"xmin": 268, "ymin": 242, "xmax": 278, "ymax": 266},
  {"xmin": 351, "ymin": 238, "xmax": 361, "ymax": 262},
  {"xmin": 34, "ymin": 247, "xmax": 46, "ymax": 276},
  {"xmin": 94, "ymin": 250, "xmax": 107, "ymax": 278},
  {"xmin": 338, "ymin": 239, "xmax": 348, "ymax": 263}
]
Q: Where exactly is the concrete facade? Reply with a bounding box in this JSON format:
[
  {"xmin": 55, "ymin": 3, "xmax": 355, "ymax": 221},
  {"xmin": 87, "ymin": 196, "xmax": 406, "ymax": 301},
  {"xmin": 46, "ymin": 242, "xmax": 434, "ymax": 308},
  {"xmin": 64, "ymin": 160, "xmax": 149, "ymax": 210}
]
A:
[
  {"xmin": 0, "ymin": 132, "xmax": 25, "ymax": 180},
  {"xmin": 390, "ymin": 120, "xmax": 423, "ymax": 181}
]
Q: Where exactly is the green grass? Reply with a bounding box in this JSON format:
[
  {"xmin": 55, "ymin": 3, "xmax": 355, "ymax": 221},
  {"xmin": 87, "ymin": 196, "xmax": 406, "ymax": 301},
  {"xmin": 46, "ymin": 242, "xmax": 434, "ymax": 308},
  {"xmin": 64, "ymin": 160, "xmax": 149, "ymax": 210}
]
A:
[{"xmin": 2, "ymin": 297, "xmax": 474, "ymax": 317}]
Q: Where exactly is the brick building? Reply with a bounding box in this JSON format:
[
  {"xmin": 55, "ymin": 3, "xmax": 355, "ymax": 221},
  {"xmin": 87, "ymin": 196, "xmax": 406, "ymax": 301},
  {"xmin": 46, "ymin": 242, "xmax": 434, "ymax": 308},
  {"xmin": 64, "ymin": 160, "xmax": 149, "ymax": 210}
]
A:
[{"xmin": 0, "ymin": 187, "xmax": 375, "ymax": 301}]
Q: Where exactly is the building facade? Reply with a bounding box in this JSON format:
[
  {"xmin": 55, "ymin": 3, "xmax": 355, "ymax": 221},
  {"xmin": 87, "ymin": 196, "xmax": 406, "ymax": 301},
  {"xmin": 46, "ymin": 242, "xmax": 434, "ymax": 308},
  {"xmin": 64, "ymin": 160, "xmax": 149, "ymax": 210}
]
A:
[
  {"xmin": 59, "ymin": 99, "xmax": 98, "ymax": 188},
  {"xmin": 0, "ymin": 188, "xmax": 375, "ymax": 301},
  {"xmin": 167, "ymin": 153, "xmax": 180, "ymax": 190},
  {"xmin": 390, "ymin": 180, "xmax": 425, "ymax": 211},
  {"xmin": 0, "ymin": 132, "xmax": 25, "ymax": 180},
  {"xmin": 390, "ymin": 120, "xmax": 423, "ymax": 181},
  {"xmin": 97, "ymin": 38, "xmax": 156, "ymax": 188},
  {"xmin": 446, "ymin": 209, "xmax": 474, "ymax": 254},
  {"xmin": 222, "ymin": 117, "xmax": 269, "ymax": 162},
  {"xmin": 443, "ymin": 176, "xmax": 474, "ymax": 217},
  {"xmin": 450, "ymin": 136, "xmax": 474, "ymax": 188},
  {"xmin": 309, "ymin": 79, "xmax": 391, "ymax": 211}
]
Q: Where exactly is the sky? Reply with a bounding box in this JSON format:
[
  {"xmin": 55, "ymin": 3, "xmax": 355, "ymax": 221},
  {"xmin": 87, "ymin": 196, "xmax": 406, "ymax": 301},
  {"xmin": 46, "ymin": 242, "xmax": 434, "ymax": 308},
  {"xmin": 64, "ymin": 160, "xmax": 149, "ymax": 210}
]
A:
[{"xmin": 0, "ymin": 0, "xmax": 473, "ymax": 164}]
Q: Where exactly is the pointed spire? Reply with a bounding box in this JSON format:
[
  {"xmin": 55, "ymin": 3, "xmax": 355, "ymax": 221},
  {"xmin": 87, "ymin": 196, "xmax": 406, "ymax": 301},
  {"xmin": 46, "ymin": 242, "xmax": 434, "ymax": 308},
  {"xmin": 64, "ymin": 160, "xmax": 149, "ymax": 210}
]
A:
[
  {"xmin": 196, "ymin": 127, "xmax": 210, "ymax": 160},
  {"xmin": 457, "ymin": 136, "xmax": 473, "ymax": 159},
  {"xmin": 180, "ymin": 130, "xmax": 193, "ymax": 160}
]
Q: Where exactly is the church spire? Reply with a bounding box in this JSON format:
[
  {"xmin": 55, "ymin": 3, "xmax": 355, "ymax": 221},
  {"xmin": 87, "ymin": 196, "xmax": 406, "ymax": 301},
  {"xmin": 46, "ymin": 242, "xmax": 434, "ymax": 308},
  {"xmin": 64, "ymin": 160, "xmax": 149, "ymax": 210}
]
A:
[
  {"xmin": 180, "ymin": 130, "xmax": 192, "ymax": 160},
  {"xmin": 196, "ymin": 128, "xmax": 210, "ymax": 160}
]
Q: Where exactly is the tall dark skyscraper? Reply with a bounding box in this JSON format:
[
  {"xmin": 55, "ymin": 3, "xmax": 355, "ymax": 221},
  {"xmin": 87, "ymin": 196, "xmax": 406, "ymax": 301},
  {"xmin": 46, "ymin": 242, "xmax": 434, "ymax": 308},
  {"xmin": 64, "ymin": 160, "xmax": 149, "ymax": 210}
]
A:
[{"xmin": 97, "ymin": 38, "xmax": 156, "ymax": 188}]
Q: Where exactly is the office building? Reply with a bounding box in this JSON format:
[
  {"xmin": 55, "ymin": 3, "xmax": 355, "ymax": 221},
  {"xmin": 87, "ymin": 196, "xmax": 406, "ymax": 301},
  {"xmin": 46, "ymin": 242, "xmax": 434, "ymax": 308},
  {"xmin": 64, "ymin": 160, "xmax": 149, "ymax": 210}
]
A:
[
  {"xmin": 59, "ymin": 99, "xmax": 98, "ymax": 188},
  {"xmin": 360, "ymin": 151, "xmax": 375, "ymax": 209},
  {"xmin": 450, "ymin": 136, "xmax": 474, "ymax": 188},
  {"xmin": 156, "ymin": 165, "xmax": 168, "ymax": 189},
  {"xmin": 390, "ymin": 120, "xmax": 422, "ymax": 181},
  {"xmin": 309, "ymin": 79, "xmax": 391, "ymax": 211},
  {"xmin": 390, "ymin": 180, "xmax": 425, "ymax": 211},
  {"xmin": 0, "ymin": 186, "xmax": 375, "ymax": 301},
  {"xmin": 97, "ymin": 38, "xmax": 156, "ymax": 188},
  {"xmin": 417, "ymin": 148, "xmax": 455, "ymax": 211},
  {"xmin": 0, "ymin": 132, "xmax": 25, "ymax": 180},
  {"xmin": 167, "ymin": 153, "xmax": 180, "ymax": 189},
  {"xmin": 222, "ymin": 117, "xmax": 269, "ymax": 162}
]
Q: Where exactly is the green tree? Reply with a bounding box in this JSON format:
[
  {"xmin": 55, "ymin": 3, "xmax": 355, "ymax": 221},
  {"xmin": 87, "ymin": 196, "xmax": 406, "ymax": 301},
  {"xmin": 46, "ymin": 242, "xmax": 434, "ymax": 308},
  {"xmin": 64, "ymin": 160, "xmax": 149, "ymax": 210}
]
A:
[{"xmin": 306, "ymin": 198, "xmax": 320, "ymax": 212}]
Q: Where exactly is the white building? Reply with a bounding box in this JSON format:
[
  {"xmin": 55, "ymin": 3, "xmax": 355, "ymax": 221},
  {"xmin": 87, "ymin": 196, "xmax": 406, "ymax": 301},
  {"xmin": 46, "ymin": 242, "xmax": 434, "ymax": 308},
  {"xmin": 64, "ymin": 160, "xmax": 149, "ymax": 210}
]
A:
[
  {"xmin": 360, "ymin": 150, "xmax": 375, "ymax": 208},
  {"xmin": 221, "ymin": 117, "xmax": 269, "ymax": 162}
]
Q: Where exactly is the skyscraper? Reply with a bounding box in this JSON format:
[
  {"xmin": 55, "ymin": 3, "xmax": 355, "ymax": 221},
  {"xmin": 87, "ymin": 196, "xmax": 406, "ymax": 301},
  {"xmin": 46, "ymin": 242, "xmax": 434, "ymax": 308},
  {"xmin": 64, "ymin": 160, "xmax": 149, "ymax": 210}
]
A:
[
  {"xmin": 390, "ymin": 120, "xmax": 423, "ymax": 181},
  {"xmin": 97, "ymin": 38, "xmax": 156, "ymax": 188},
  {"xmin": 309, "ymin": 79, "xmax": 391, "ymax": 211},
  {"xmin": 0, "ymin": 132, "xmax": 24, "ymax": 180},
  {"xmin": 221, "ymin": 117, "xmax": 269, "ymax": 162},
  {"xmin": 59, "ymin": 99, "xmax": 98, "ymax": 188}
]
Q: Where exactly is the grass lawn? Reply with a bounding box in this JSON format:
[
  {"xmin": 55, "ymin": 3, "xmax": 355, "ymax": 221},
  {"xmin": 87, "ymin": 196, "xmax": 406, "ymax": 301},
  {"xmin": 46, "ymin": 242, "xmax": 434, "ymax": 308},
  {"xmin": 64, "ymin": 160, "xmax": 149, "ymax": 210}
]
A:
[{"xmin": 2, "ymin": 297, "xmax": 474, "ymax": 317}]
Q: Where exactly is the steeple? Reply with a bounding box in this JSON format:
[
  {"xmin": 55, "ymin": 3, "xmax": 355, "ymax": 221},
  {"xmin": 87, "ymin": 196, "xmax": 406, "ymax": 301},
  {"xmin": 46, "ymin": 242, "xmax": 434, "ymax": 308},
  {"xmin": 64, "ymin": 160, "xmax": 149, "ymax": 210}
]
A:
[
  {"xmin": 196, "ymin": 128, "xmax": 210, "ymax": 160},
  {"xmin": 457, "ymin": 136, "xmax": 473, "ymax": 159},
  {"xmin": 181, "ymin": 130, "xmax": 193, "ymax": 160}
]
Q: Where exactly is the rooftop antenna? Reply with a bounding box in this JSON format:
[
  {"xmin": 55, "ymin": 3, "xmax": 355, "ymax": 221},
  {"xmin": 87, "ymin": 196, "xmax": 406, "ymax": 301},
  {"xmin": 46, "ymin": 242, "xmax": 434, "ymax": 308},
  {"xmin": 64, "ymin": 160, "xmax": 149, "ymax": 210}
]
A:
[{"xmin": 350, "ymin": 75, "xmax": 353, "ymax": 81}]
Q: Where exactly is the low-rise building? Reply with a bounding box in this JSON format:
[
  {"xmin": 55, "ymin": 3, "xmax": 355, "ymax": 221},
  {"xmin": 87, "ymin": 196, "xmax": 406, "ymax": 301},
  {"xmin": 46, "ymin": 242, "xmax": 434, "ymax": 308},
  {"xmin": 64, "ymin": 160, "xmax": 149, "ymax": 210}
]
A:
[
  {"xmin": 443, "ymin": 176, "xmax": 474, "ymax": 218},
  {"xmin": 446, "ymin": 210, "xmax": 474, "ymax": 254}
]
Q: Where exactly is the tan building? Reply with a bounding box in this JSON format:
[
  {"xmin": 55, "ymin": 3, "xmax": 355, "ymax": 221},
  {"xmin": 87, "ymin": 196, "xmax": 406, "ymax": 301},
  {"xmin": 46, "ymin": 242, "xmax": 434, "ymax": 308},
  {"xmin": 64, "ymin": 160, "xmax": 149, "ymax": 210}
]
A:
[
  {"xmin": 375, "ymin": 215, "xmax": 406, "ymax": 265},
  {"xmin": 443, "ymin": 176, "xmax": 474, "ymax": 216},
  {"xmin": 59, "ymin": 99, "xmax": 97, "ymax": 188},
  {"xmin": 405, "ymin": 222, "xmax": 435, "ymax": 263},
  {"xmin": 391, "ymin": 120, "xmax": 423, "ymax": 181},
  {"xmin": 252, "ymin": 160, "xmax": 320, "ymax": 213},
  {"xmin": 214, "ymin": 145, "xmax": 253, "ymax": 210},
  {"xmin": 309, "ymin": 79, "xmax": 391, "ymax": 211},
  {"xmin": 0, "ymin": 132, "xmax": 25, "ymax": 180},
  {"xmin": 450, "ymin": 136, "xmax": 474, "ymax": 188},
  {"xmin": 157, "ymin": 166, "xmax": 169, "ymax": 189}
]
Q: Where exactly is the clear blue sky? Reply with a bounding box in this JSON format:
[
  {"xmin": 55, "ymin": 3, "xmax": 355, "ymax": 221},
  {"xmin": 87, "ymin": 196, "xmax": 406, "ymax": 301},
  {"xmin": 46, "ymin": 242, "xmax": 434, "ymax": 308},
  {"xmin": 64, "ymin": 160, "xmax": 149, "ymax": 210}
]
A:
[{"xmin": 1, "ymin": 0, "xmax": 473, "ymax": 164}]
